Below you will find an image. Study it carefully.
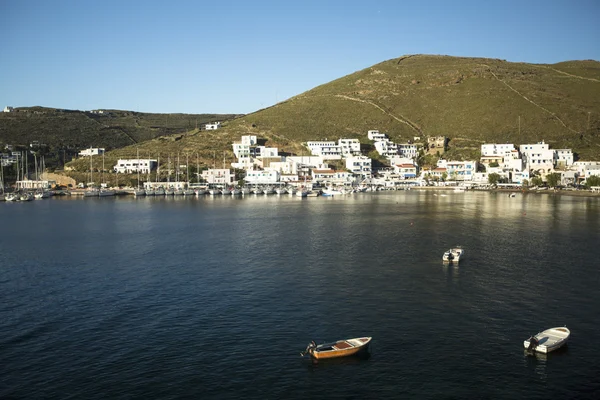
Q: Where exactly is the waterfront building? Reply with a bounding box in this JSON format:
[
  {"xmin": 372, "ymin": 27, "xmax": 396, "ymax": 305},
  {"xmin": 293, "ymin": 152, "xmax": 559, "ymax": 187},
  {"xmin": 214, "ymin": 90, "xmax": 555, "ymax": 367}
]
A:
[
  {"xmin": 201, "ymin": 168, "xmax": 234, "ymax": 185},
  {"xmin": 436, "ymin": 160, "xmax": 476, "ymax": 181},
  {"xmin": 519, "ymin": 141, "xmax": 555, "ymax": 174},
  {"xmin": 394, "ymin": 163, "xmax": 418, "ymax": 179},
  {"xmin": 244, "ymin": 169, "xmax": 280, "ymax": 184}
]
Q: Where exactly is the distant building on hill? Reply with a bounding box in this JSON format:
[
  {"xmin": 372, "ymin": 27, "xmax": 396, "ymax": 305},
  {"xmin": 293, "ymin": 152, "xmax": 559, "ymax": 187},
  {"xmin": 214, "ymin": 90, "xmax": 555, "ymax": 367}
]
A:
[
  {"xmin": 205, "ymin": 122, "xmax": 222, "ymax": 130},
  {"xmin": 114, "ymin": 159, "xmax": 157, "ymax": 173},
  {"xmin": 3, "ymin": 106, "xmax": 14, "ymax": 112},
  {"xmin": 79, "ymin": 148, "xmax": 105, "ymax": 157}
]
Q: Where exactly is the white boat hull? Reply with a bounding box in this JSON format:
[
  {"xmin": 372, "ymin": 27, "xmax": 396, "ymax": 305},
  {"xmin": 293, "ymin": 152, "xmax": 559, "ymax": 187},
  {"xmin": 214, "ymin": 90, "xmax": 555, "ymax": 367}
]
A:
[{"xmin": 524, "ymin": 327, "xmax": 570, "ymax": 353}]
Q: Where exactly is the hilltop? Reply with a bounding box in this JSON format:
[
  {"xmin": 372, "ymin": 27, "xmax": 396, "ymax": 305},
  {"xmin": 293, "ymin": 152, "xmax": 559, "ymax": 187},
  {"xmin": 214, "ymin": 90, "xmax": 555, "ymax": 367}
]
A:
[{"xmin": 3, "ymin": 55, "xmax": 600, "ymax": 183}]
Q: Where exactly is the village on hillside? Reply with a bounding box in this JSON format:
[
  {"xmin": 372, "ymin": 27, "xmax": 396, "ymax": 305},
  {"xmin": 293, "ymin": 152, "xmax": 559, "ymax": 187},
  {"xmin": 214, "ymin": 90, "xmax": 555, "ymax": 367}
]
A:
[{"xmin": 3, "ymin": 123, "xmax": 600, "ymax": 197}]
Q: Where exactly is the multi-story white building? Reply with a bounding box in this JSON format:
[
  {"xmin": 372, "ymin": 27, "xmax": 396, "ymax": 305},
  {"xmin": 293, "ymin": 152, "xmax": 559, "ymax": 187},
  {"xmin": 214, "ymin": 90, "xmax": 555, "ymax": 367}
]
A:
[
  {"xmin": 244, "ymin": 169, "xmax": 280, "ymax": 184},
  {"xmin": 374, "ymin": 139, "xmax": 398, "ymax": 157},
  {"xmin": 311, "ymin": 169, "xmax": 353, "ymax": 184},
  {"xmin": 3, "ymin": 106, "xmax": 14, "ymax": 113},
  {"xmin": 306, "ymin": 141, "xmax": 342, "ymax": 160},
  {"xmin": 437, "ymin": 160, "xmax": 476, "ymax": 181},
  {"xmin": 481, "ymin": 143, "xmax": 516, "ymax": 157},
  {"xmin": 397, "ymin": 143, "xmax": 418, "ymax": 159},
  {"xmin": 367, "ymin": 130, "xmax": 387, "ymax": 141},
  {"xmin": 555, "ymin": 149, "xmax": 574, "ymax": 167},
  {"xmin": 394, "ymin": 163, "xmax": 418, "ymax": 179},
  {"xmin": 345, "ymin": 156, "xmax": 372, "ymax": 178},
  {"xmin": 201, "ymin": 168, "xmax": 234, "ymax": 184},
  {"xmin": 338, "ymin": 138, "xmax": 362, "ymax": 157},
  {"xmin": 79, "ymin": 148, "xmax": 105, "ymax": 157},
  {"xmin": 114, "ymin": 159, "xmax": 157, "ymax": 173},
  {"xmin": 519, "ymin": 141, "xmax": 555, "ymax": 173}
]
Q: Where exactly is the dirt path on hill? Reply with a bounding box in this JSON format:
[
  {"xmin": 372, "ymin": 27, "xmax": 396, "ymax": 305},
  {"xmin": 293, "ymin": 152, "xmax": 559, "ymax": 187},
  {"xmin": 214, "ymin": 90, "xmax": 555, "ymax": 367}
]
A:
[
  {"xmin": 481, "ymin": 64, "xmax": 576, "ymax": 133},
  {"xmin": 334, "ymin": 94, "xmax": 423, "ymax": 134},
  {"xmin": 547, "ymin": 67, "xmax": 600, "ymax": 83}
]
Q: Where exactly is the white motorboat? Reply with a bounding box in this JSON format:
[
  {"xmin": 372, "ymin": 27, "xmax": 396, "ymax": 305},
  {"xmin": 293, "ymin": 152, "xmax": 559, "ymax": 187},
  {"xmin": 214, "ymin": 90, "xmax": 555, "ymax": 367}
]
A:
[
  {"xmin": 442, "ymin": 247, "xmax": 464, "ymax": 263},
  {"xmin": 321, "ymin": 188, "xmax": 344, "ymax": 196},
  {"xmin": 524, "ymin": 327, "xmax": 570, "ymax": 353}
]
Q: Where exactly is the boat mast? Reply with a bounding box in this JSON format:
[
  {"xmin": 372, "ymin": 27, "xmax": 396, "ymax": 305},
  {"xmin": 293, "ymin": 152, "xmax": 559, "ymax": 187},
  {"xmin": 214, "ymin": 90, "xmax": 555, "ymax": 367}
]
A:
[{"xmin": 137, "ymin": 148, "xmax": 140, "ymax": 190}]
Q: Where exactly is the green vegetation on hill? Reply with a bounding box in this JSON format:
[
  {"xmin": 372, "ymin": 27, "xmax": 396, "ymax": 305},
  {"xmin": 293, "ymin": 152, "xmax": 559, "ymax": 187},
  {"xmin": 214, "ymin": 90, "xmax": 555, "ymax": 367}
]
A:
[{"xmin": 3, "ymin": 55, "xmax": 600, "ymax": 185}]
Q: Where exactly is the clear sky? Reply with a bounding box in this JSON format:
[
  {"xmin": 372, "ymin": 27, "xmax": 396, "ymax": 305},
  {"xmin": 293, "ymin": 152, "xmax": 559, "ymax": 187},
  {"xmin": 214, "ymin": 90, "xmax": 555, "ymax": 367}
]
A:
[{"xmin": 1, "ymin": 0, "xmax": 598, "ymax": 115}]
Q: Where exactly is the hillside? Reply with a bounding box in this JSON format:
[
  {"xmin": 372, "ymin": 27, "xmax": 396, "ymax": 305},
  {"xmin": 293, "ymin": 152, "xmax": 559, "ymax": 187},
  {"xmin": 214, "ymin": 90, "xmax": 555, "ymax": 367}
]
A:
[
  {"xmin": 0, "ymin": 107, "xmax": 240, "ymax": 165},
  {"xmin": 229, "ymin": 55, "xmax": 600, "ymax": 161},
  {"xmin": 4, "ymin": 55, "xmax": 600, "ymax": 184}
]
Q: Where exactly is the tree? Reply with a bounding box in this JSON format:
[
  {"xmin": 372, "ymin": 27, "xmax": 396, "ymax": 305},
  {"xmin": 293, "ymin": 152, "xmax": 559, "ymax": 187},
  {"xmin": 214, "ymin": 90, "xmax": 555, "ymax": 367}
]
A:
[
  {"xmin": 546, "ymin": 172, "xmax": 561, "ymax": 188},
  {"xmin": 531, "ymin": 176, "xmax": 543, "ymax": 187},
  {"xmin": 489, "ymin": 161, "xmax": 499, "ymax": 168},
  {"xmin": 488, "ymin": 173, "xmax": 500, "ymax": 185},
  {"xmin": 585, "ymin": 175, "xmax": 600, "ymax": 188}
]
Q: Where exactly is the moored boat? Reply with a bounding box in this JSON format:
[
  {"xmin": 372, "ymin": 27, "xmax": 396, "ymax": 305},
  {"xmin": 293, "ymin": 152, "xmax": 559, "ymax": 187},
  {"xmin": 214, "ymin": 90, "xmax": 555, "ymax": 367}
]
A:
[
  {"xmin": 442, "ymin": 247, "xmax": 464, "ymax": 263},
  {"xmin": 524, "ymin": 327, "xmax": 570, "ymax": 354},
  {"xmin": 301, "ymin": 337, "xmax": 372, "ymax": 359}
]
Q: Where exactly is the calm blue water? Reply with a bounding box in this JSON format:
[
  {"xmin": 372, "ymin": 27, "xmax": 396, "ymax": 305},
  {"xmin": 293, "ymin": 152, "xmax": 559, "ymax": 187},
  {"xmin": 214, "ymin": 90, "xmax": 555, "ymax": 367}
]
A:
[{"xmin": 1, "ymin": 192, "xmax": 599, "ymax": 399}]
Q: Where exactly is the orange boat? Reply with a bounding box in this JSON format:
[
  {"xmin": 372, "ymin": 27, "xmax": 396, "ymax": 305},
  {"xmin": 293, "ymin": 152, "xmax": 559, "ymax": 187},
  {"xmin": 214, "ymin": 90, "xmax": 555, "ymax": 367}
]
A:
[{"xmin": 301, "ymin": 337, "xmax": 372, "ymax": 359}]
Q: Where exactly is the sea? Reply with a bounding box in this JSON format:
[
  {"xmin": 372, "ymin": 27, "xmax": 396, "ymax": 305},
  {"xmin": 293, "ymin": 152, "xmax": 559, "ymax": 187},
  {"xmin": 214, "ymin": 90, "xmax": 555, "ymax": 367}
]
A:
[{"xmin": 1, "ymin": 191, "xmax": 599, "ymax": 399}]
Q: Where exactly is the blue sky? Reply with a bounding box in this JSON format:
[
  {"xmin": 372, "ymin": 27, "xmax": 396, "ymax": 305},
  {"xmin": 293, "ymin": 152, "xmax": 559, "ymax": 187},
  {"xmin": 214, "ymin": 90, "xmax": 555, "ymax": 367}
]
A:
[{"xmin": 1, "ymin": 0, "xmax": 598, "ymax": 114}]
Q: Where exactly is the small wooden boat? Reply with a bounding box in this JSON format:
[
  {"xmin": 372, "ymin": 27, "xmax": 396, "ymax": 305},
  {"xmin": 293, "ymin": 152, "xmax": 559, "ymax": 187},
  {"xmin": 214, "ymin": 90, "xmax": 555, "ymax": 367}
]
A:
[
  {"xmin": 524, "ymin": 327, "xmax": 570, "ymax": 353},
  {"xmin": 443, "ymin": 247, "xmax": 464, "ymax": 263},
  {"xmin": 301, "ymin": 337, "xmax": 371, "ymax": 359}
]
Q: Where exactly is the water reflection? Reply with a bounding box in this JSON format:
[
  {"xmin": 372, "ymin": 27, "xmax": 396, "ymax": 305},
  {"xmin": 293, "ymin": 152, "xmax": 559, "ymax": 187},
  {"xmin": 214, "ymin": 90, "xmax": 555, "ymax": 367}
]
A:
[{"xmin": 304, "ymin": 353, "xmax": 371, "ymax": 369}]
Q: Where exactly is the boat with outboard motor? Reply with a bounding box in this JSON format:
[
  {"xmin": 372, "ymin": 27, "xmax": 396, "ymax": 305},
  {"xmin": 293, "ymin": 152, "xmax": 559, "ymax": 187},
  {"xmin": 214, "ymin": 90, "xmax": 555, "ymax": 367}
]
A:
[
  {"xmin": 443, "ymin": 247, "xmax": 464, "ymax": 263},
  {"xmin": 524, "ymin": 327, "xmax": 570, "ymax": 353},
  {"xmin": 301, "ymin": 337, "xmax": 372, "ymax": 359}
]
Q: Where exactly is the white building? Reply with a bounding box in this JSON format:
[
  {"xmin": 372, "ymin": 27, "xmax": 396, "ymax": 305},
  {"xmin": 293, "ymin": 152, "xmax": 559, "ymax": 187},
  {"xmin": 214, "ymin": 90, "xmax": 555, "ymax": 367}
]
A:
[
  {"xmin": 312, "ymin": 169, "xmax": 353, "ymax": 184},
  {"xmin": 205, "ymin": 122, "xmax": 222, "ymax": 130},
  {"xmin": 338, "ymin": 138, "xmax": 362, "ymax": 157},
  {"xmin": 519, "ymin": 141, "xmax": 555, "ymax": 174},
  {"xmin": 244, "ymin": 169, "xmax": 280, "ymax": 184},
  {"xmin": 3, "ymin": 106, "xmax": 14, "ymax": 112},
  {"xmin": 437, "ymin": 160, "xmax": 477, "ymax": 181},
  {"xmin": 114, "ymin": 159, "xmax": 157, "ymax": 173},
  {"xmin": 201, "ymin": 168, "xmax": 234, "ymax": 184},
  {"xmin": 306, "ymin": 141, "xmax": 342, "ymax": 160},
  {"xmin": 79, "ymin": 148, "xmax": 105, "ymax": 157},
  {"xmin": 555, "ymin": 149, "xmax": 574, "ymax": 167},
  {"xmin": 346, "ymin": 156, "xmax": 372, "ymax": 178},
  {"xmin": 374, "ymin": 139, "xmax": 398, "ymax": 157},
  {"xmin": 397, "ymin": 143, "xmax": 418, "ymax": 159},
  {"xmin": 481, "ymin": 143, "xmax": 516, "ymax": 157},
  {"xmin": 394, "ymin": 163, "xmax": 418, "ymax": 179},
  {"xmin": 367, "ymin": 130, "xmax": 387, "ymax": 141}
]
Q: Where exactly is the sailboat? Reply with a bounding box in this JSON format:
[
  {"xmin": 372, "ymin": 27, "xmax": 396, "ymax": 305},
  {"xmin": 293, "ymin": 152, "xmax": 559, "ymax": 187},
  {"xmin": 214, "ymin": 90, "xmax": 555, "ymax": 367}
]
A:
[
  {"xmin": 99, "ymin": 152, "xmax": 115, "ymax": 197},
  {"xmin": 145, "ymin": 152, "xmax": 155, "ymax": 196},
  {"xmin": 155, "ymin": 154, "xmax": 165, "ymax": 196},
  {"xmin": 84, "ymin": 148, "xmax": 99, "ymax": 197},
  {"xmin": 183, "ymin": 153, "xmax": 195, "ymax": 195},
  {"xmin": 134, "ymin": 148, "xmax": 145, "ymax": 197}
]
